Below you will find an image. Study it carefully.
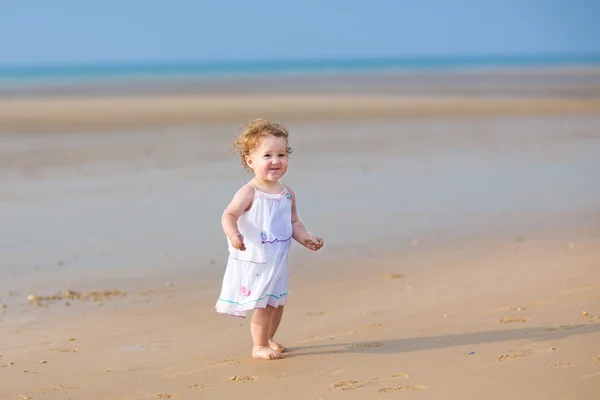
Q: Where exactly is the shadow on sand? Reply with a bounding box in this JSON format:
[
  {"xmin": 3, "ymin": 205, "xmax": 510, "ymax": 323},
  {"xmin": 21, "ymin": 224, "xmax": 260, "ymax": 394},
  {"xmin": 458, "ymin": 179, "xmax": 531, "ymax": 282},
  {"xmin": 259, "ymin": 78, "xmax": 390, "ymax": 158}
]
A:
[{"xmin": 287, "ymin": 323, "xmax": 600, "ymax": 357}]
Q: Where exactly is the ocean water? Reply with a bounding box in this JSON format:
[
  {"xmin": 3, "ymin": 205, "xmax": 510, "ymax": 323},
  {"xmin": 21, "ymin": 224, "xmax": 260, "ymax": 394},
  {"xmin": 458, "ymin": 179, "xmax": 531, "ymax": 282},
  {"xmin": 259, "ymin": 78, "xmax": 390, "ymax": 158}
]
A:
[{"xmin": 1, "ymin": 54, "xmax": 600, "ymax": 89}]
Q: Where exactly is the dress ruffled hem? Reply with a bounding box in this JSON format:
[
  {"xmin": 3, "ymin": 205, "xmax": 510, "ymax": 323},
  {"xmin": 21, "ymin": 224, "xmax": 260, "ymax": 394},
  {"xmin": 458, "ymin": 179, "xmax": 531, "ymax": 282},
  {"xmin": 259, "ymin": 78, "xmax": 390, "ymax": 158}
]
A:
[{"xmin": 215, "ymin": 293, "xmax": 288, "ymax": 318}]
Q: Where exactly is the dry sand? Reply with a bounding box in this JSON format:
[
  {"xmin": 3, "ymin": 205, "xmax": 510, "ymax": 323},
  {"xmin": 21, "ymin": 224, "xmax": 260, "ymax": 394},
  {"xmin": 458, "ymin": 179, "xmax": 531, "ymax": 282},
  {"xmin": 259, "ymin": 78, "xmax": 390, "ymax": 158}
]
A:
[{"xmin": 1, "ymin": 70, "xmax": 600, "ymax": 399}]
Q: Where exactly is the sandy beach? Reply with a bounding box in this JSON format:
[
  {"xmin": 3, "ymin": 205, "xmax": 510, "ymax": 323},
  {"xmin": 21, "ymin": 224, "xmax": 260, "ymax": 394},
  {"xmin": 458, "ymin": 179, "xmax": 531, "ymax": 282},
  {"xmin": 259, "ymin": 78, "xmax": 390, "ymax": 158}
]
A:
[{"xmin": 1, "ymin": 69, "xmax": 600, "ymax": 399}]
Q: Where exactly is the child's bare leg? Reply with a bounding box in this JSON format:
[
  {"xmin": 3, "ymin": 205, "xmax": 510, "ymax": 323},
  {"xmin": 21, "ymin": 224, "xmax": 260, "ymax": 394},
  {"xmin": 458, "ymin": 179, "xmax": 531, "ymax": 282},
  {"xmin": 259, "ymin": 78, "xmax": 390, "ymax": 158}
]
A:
[
  {"xmin": 251, "ymin": 306, "xmax": 282, "ymax": 360},
  {"xmin": 268, "ymin": 306, "xmax": 286, "ymax": 353}
]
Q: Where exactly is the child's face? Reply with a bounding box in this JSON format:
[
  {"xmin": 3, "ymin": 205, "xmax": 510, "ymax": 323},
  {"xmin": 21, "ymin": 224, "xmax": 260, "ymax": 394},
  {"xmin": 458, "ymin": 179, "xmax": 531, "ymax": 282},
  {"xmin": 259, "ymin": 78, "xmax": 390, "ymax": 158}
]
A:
[{"xmin": 246, "ymin": 135, "xmax": 289, "ymax": 183}]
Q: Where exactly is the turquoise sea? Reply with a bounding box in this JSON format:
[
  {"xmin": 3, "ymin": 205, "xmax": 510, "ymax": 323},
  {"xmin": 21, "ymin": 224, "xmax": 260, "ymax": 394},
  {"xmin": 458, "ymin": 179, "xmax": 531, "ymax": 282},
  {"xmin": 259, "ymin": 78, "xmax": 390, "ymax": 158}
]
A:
[{"xmin": 1, "ymin": 54, "xmax": 600, "ymax": 88}]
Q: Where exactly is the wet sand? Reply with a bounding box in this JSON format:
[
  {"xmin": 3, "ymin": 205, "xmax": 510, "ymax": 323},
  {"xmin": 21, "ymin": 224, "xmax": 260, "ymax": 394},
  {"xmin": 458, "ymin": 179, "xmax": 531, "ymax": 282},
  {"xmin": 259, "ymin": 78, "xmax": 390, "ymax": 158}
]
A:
[
  {"xmin": 1, "ymin": 70, "xmax": 600, "ymax": 399},
  {"xmin": 2, "ymin": 95, "xmax": 600, "ymax": 134}
]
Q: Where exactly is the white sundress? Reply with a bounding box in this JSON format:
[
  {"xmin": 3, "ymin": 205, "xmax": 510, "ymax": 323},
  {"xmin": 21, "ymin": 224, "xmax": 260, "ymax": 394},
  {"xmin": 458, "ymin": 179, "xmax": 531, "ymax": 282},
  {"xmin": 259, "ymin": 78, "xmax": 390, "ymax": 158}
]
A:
[{"xmin": 215, "ymin": 184, "xmax": 293, "ymax": 318}]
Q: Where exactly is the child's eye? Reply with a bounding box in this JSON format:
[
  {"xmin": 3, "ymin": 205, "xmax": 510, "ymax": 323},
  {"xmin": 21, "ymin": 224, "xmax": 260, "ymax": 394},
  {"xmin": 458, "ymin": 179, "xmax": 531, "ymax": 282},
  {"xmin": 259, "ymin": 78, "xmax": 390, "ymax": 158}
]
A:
[
  {"xmin": 264, "ymin": 154, "xmax": 271, "ymax": 158},
  {"xmin": 279, "ymin": 153, "xmax": 286, "ymax": 157}
]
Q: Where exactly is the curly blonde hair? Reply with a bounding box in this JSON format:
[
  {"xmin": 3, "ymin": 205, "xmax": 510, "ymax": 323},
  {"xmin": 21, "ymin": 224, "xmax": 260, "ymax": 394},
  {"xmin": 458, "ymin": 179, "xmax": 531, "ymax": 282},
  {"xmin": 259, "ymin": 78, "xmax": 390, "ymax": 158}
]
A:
[{"xmin": 233, "ymin": 118, "xmax": 293, "ymax": 171}]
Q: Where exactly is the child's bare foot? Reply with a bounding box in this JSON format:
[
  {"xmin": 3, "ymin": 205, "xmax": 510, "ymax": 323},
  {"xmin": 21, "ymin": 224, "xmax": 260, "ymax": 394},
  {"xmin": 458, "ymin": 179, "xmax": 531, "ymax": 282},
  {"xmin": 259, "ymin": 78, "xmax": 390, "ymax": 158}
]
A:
[
  {"xmin": 268, "ymin": 338, "xmax": 287, "ymax": 353},
  {"xmin": 252, "ymin": 345, "xmax": 283, "ymax": 360}
]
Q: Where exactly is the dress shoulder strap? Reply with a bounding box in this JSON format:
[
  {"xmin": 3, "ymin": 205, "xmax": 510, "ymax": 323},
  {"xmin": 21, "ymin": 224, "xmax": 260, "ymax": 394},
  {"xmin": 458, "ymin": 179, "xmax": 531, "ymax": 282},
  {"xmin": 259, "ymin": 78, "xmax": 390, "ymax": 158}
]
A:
[{"xmin": 246, "ymin": 182, "xmax": 257, "ymax": 194}]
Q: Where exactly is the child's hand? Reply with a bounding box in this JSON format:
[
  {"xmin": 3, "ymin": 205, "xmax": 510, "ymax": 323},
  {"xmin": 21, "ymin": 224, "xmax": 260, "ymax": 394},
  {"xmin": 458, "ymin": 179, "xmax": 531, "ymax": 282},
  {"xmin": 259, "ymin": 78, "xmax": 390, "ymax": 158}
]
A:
[
  {"xmin": 230, "ymin": 233, "xmax": 246, "ymax": 251},
  {"xmin": 304, "ymin": 236, "xmax": 324, "ymax": 251}
]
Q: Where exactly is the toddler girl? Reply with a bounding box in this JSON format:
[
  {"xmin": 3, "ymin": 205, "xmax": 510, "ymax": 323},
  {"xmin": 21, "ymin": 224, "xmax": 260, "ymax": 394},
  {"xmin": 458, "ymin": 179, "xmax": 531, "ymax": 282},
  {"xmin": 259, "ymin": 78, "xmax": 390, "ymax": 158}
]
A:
[{"xmin": 215, "ymin": 118, "xmax": 323, "ymax": 360}]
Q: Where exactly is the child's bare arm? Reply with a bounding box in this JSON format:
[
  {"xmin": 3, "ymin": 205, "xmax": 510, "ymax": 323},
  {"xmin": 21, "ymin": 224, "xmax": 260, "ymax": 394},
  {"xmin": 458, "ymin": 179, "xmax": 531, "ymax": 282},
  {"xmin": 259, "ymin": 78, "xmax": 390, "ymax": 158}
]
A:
[
  {"xmin": 221, "ymin": 185, "xmax": 254, "ymax": 250},
  {"xmin": 288, "ymin": 187, "xmax": 323, "ymax": 251}
]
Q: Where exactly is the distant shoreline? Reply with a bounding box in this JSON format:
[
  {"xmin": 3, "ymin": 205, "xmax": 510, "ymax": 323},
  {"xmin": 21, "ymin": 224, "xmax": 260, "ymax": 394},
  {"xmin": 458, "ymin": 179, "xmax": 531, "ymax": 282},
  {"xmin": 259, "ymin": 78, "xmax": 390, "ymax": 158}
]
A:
[
  {"xmin": 1, "ymin": 54, "xmax": 600, "ymax": 93},
  {"xmin": 3, "ymin": 52, "xmax": 600, "ymax": 76},
  {"xmin": 0, "ymin": 64, "xmax": 599, "ymax": 99}
]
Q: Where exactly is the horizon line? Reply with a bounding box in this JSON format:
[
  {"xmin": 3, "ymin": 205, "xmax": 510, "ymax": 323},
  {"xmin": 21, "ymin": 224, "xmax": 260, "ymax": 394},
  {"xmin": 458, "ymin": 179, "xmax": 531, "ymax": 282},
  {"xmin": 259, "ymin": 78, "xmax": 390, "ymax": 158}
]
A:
[{"xmin": 2, "ymin": 52, "xmax": 600, "ymax": 71}]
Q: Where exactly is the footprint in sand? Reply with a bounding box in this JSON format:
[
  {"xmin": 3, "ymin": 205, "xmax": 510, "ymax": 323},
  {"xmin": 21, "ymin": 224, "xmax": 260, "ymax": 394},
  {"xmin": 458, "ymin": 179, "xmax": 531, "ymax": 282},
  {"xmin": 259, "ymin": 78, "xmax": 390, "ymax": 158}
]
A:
[
  {"xmin": 499, "ymin": 317, "xmax": 528, "ymax": 323},
  {"xmin": 39, "ymin": 384, "xmax": 82, "ymax": 394},
  {"xmin": 497, "ymin": 352, "xmax": 530, "ymax": 361},
  {"xmin": 155, "ymin": 394, "xmax": 171, "ymax": 399},
  {"xmin": 363, "ymin": 323, "xmax": 390, "ymax": 329},
  {"xmin": 378, "ymin": 385, "xmax": 426, "ymax": 393},
  {"xmin": 189, "ymin": 384, "xmax": 212, "ymax": 390},
  {"xmin": 587, "ymin": 355, "xmax": 600, "ymax": 362},
  {"xmin": 543, "ymin": 324, "xmax": 583, "ymax": 331},
  {"xmin": 549, "ymin": 361, "xmax": 571, "ymax": 368},
  {"xmin": 352, "ymin": 342, "xmax": 384, "ymax": 348},
  {"xmin": 486, "ymin": 301, "xmax": 552, "ymax": 315},
  {"xmin": 42, "ymin": 384, "xmax": 80, "ymax": 391},
  {"xmin": 52, "ymin": 347, "xmax": 80, "ymax": 353},
  {"xmin": 331, "ymin": 380, "xmax": 366, "ymax": 391},
  {"xmin": 390, "ymin": 373, "xmax": 410, "ymax": 379},
  {"xmin": 228, "ymin": 375, "xmax": 257, "ymax": 383}
]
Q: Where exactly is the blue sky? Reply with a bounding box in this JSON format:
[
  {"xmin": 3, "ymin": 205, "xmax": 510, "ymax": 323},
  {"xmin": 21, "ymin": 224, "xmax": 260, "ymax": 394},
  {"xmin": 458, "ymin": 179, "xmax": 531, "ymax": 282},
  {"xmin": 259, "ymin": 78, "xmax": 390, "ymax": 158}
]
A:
[{"xmin": 1, "ymin": 0, "xmax": 599, "ymax": 66}]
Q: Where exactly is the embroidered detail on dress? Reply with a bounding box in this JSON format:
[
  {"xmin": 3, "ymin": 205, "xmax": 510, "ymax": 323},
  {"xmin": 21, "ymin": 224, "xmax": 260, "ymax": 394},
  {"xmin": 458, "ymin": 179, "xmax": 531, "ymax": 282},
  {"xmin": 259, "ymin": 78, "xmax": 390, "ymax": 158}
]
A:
[
  {"xmin": 261, "ymin": 235, "xmax": 293, "ymax": 244},
  {"xmin": 240, "ymin": 286, "xmax": 251, "ymax": 298},
  {"xmin": 260, "ymin": 231, "xmax": 267, "ymax": 242},
  {"xmin": 286, "ymin": 193, "xmax": 292, "ymax": 199}
]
